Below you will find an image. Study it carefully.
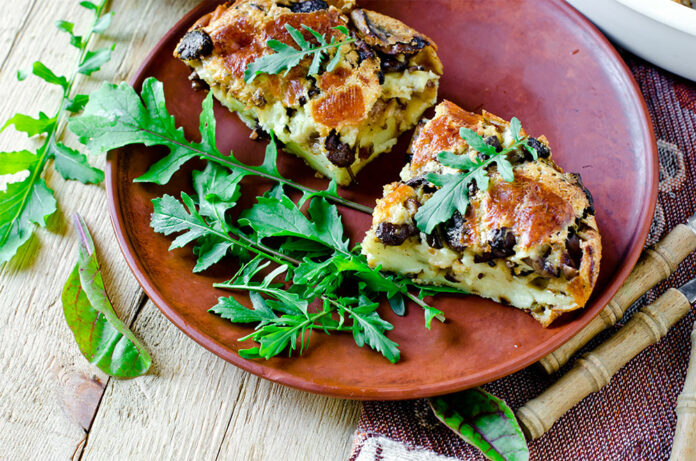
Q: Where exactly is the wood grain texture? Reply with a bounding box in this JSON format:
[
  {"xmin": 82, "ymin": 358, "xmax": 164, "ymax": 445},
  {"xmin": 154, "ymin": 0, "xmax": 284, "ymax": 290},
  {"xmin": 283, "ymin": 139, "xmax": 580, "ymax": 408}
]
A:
[
  {"xmin": 670, "ymin": 319, "xmax": 696, "ymax": 461},
  {"xmin": 0, "ymin": 1, "xmax": 360, "ymax": 459},
  {"xmin": 538, "ymin": 223, "xmax": 696, "ymax": 374},
  {"xmin": 518, "ymin": 288, "xmax": 692, "ymax": 441}
]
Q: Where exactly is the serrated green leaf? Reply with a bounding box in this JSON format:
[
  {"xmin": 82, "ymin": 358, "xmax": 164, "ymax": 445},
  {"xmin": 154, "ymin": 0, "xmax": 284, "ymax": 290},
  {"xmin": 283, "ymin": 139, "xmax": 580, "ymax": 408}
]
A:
[
  {"xmin": 348, "ymin": 300, "xmax": 399, "ymax": 363},
  {"xmin": 210, "ymin": 292, "xmax": 277, "ymax": 324},
  {"xmin": 429, "ymin": 389, "xmax": 529, "ymax": 461},
  {"xmin": 0, "ymin": 177, "xmax": 57, "ymax": 263},
  {"xmin": 192, "ymin": 236, "xmax": 231, "ymax": 272},
  {"xmin": 55, "ymin": 20, "xmax": 75, "ymax": 35},
  {"xmin": 48, "ymin": 141, "xmax": 104, "ymax": 184},
  {"xmin": 459, "ymin": 127, "xmax": 497, "ymax": 157},
  {"xmin": 0, "ymin": 151, "xmax": 38, "ymax": 174},
  {"xmin": 509, "ymin": 117, "xmax": 522, "ymax": 141},
  {"xmin": 192, "ymin": 162, "xmax": 243, "ymax": 222},
  {"xmin": 32, "ymin": 61, "xmax": 68, "ymax": 90},
  {"xmin": 387, "ymin": 292, "xmax": 405, "ymax": 316},
  {"xmin": 77, "ymin": 45, "xmax": 114, "ymax": 76},
  {"xmin": 151, "ymin": 193, "xmax": 214, "ymax": 250},
  {"xmin": 415, "ymin": 173, "xmax": 470, "ymax": 234},
  {"xmin": 1, "ymin": 112, "xmax": 56, "ymax": 137},
  {"xmin": 61, "ymin": 214, "xmax": 151, "ymax": 378},
  {"xmin": 495, "ymin": 156, "xmax": 515, "ymax": 183},
  {"xmin": 79, "ymin": 1, "xmax": 98, "ymax": 11},
  {"xmin": 64, "ymin": 94, "xmax": 89, "ymax": 113},
  {"xmin": 91, "ymin": 12, "xmax": 113, "ymax": 33},
  {"xmin": 244, "ymin": 23, "xmax": 355, "ymax": 82},
  {"xmin": 70, "ymin": 78, "xmax": 195, "ymax": 184},
  {"xmin": 17, "ymin": 69, "xmax": 28, "ymax": 81}
]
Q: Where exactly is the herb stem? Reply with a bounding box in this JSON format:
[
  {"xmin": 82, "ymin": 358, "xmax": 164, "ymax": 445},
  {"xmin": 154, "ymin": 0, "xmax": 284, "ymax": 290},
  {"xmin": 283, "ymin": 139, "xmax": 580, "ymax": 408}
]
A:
[
  {"xmin": 0, "ymin": 1, "xmax": 110, "ymax": 249},
  {"xmin": 134, "ymin": 127, "xmax": 374, "ymax": 214}
]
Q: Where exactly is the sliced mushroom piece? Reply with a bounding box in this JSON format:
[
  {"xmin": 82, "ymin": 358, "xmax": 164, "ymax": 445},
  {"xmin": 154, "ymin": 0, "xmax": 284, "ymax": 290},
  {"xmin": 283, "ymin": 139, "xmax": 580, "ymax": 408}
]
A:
[
  {"xmin": 324, "ymin": 130, "xmax": 355, "ymax": 167},
  {"xmin": 376, "ymin": 222, "xmax": 417, "ymax": 246},
  {"xmin": 350, "ymin": 9, "xmax": 429, "ymax": 56},
  {"xmin": 176, "ymin": 30, "xmax": 214, "ymax": 61},
  {"xmin": 287, "ymin": 0, "xmax": 329, "ymax": 13}
]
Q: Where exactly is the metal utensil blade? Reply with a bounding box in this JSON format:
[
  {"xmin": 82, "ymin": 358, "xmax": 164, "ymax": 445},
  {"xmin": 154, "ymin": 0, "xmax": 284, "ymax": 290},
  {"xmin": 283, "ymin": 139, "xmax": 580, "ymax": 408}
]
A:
[
  {"xmin": 687, "ymin": 212, "xmax": 696, "ymax": 235},
  {"xmin": 679, "ymin": 278, "xmax": 696, "ymax": 305}
]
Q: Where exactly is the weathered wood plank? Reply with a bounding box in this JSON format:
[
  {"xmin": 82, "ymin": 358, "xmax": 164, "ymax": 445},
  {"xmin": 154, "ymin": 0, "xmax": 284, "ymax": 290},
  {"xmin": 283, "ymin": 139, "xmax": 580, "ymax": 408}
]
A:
[
  {"xmin": 82, "ymin": 301, "xmax": 361, "ymax": 461},
  {"xmin": 0, "ymin": 0, "xmax": 147, "ymax": 456},
  {"xmin": 0, "ymin": 1, "xmax": 361, "ymax": 459}
]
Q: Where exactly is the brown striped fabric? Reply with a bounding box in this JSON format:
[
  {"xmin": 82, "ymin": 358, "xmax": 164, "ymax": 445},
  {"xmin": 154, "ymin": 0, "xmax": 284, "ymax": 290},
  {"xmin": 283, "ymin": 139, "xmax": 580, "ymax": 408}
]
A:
[{"xmin": 350, "ymin": 54, "xmax": 696, "ymax": 461}]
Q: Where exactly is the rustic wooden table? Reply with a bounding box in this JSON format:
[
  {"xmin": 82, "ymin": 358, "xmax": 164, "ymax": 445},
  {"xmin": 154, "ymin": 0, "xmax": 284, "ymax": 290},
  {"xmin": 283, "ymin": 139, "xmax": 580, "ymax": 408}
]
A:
[{"xmin": 0, "ymin": 1, "xmax": 361, "ymax": 459}]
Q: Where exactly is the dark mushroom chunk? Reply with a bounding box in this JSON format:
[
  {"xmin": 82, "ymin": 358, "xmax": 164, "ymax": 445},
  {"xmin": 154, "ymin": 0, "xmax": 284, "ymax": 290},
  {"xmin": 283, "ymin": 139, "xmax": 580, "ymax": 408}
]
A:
[
  {"xmin": 379, "ymin": 54, "xmax": 408, "ymax": 73},
  {"xmin": 526, "ymin": 137, "xmax": 551, "ymax": 159},
  {"xmin": 376, "ymin": 222, "xmax": 417, "ymax": 246},
  {"xmin": 444, "ymin": 211, "xmax": 468, "ymax": 252},
  {"xmin": 467, "ymin": 181, "xmax": 478, "ymax": 198},
  {"xmin": 355, "ymin": 40, "xmax": 376, "ymax": 63},
  {"xmin": 176, "ymin": 30, "xmax": 214, "ymax": 61},
  {"xmin": 484, "ymin": 135, "xmax": 502, "ymax": 153},
  {"xmin": 383, "ymin": 36, "xmax": 428, "ymax": 55},
  {"xmin": 249, "ymin": 122, "xmax": 270, "ymax": 142},
  {"xmin": 426, "ymin": 227, "xmax": 443, "ymax": 249},
  {"xmin": 489, "ymin": 227, "xmax": 516, "ymax": 258},
  {"xmin": 566, "ymin": 231, "xmax": 583, "ymax": 269},
  {"xmin": 324, "ymin": 131, "xmax": 355, "ymax": 167},
  {"xmin": 287, "ymin": 0, "xmax": 328, "ymax": 13},
  {"xmin": 188, "ymin": 71, "xmax": 209, "ymax": 91}
]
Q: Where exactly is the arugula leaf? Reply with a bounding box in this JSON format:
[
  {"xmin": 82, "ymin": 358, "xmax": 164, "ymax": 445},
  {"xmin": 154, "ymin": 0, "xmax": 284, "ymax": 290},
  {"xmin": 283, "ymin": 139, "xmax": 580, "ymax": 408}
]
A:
[
  {"xmin": 414, "ymin": 121, "xmax": 533, "ymax": 233},
  {"xmin": 49, "ymin": 140, "xmax": 104, "ymax": 184},
  {"xmin": 346, "ymin": 299, "xmax": 400, "ymax": 363},
  {"xmin": 1, "ymin": 112, "xmax": 56, "ymax": 136},
  {"xmin": 0, "ymin": 0, "xmax": 112, "ymax": 264},
  {"xmin": 0, "ymin": 177, "xmax": 57, "ymax": 263},
  {"xmin": 70, "ymin": 76, "xmax": 373, "ymax": 214},
  {"xmin": 239, "ymin": 193, "xmax": 348, "ymax": 251},
  {"xmin": 61, "ymin": 215, "xmax": 151, "ymax": 377},
  {"xmin": 429, "ymin": 389, "xmax": 529, "ymax": 461},
  {"xmin": 244, "ymin": 24, "xmax": 355, "ymax": 83},
  {"xmin": 210, "ymin": 292, "xmax": 278, "ymax": 324},
  {"xmin": 0, "ymin": 151, "xmax": 38, "ymax": 174}
]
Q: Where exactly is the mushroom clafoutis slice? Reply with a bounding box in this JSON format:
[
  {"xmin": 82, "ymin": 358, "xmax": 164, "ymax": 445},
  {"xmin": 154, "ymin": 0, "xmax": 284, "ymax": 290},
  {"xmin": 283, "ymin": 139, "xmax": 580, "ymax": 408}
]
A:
[
  {"xmin": 361, "ymin": 101, "xmax": 602, "ymax": 326},
  {"xmin": 174, "ymin": 0, "xmax": 442, "ymax": 186}
]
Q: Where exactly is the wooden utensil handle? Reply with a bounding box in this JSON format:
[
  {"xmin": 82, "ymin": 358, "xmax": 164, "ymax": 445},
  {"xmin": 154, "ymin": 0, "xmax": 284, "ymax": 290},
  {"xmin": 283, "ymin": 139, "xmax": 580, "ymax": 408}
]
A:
[
  {"xmin": 539, "ymin": 224, "xmax": 696, "ymax": 374},
  {"xmin": 670, "ymin": 321, "xmax": 696, "ymax": 460},
  {"xmin": 518, "ymin": 288, "xmax": 691, "ymax": 440}
]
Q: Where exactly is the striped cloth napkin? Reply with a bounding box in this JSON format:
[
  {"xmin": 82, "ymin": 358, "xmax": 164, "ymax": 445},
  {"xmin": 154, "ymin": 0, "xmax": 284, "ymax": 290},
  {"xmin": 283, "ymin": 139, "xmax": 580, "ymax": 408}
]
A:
[{"xmin": 350, "ymin": 53, "xmax": 696, "ymax": 461}]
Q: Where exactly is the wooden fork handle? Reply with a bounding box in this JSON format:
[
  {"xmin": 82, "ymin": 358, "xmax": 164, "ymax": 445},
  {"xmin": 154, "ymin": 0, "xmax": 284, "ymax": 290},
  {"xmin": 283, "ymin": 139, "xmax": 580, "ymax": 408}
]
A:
[
  {"xmin": 670, "ymin": 320, "xmax": 696, "ymax": 460},
  {"xmin": 539, "ymin": 223, "xmax": 696, "ymax": 374},
  {"xmin": 518, "ymin": 288, "xmax": 691, "ymax": 441}
]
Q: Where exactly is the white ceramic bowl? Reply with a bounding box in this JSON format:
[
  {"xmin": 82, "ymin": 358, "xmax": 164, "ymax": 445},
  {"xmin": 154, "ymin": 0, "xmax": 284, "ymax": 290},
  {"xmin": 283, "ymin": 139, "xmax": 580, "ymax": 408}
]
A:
[{"xmin": 567, "ymin": 0, "xmax": 696, "ymax": 81}]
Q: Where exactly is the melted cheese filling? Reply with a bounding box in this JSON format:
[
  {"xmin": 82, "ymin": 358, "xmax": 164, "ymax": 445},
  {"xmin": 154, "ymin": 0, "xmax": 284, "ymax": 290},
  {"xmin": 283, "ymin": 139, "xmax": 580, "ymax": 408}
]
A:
[
  {"xmin": 194, "ymin": 63, "xmax": 438, "ymax": 184},
  {"xmin": 362, "ymin": 231, "xmax": 578, "ymax": 318}
]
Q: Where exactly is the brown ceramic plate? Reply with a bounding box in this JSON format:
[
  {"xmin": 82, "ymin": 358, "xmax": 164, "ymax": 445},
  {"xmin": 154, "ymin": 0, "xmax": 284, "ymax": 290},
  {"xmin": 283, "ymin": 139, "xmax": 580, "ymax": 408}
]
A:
[{"xmin": 107, "ymin": 0, "xmax": 657, "ymax": 399}]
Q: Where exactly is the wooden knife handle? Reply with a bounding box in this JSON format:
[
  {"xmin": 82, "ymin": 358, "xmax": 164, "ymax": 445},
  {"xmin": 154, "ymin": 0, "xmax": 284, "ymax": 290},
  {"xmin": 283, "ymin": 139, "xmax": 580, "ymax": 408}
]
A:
[
  {"xmin": 518, "ymin": 288, "xmax": 691, "ymax": 441},
  {"xmin": 539, "ymin": 224, "xmax": 696, "ymax": 374},
  {"xmin": 670, "ymin": 320, "xmax": 696, "ymax": 460}
]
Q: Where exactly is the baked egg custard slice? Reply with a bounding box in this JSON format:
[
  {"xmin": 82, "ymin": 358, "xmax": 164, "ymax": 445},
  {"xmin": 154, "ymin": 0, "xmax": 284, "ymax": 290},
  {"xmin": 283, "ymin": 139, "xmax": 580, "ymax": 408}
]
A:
[
  {"xmin": 362, "ymin": 101, "xmax": 602, "ymax": 326},
  {"xmin": 174, "ymin": 0, "xmax": 442, "ymax": 186}
]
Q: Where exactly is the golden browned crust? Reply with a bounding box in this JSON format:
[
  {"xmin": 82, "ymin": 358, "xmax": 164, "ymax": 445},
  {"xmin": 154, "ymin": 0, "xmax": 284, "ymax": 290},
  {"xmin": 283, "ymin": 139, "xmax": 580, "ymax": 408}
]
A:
[
  {"xmin": 173, "ymin": 0, "xmax": 442, "ymax": 185},
  {"xmin": 366, "ymin": 100, "xmax": 602, "ymax": 326}
]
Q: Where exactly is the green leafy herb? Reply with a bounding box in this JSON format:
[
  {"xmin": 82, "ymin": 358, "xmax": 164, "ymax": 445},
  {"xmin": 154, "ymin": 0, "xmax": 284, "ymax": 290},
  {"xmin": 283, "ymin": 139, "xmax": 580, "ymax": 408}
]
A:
[
  {"xmin": 61, "ymin": 215, "xmax": 151, "ymax": 377},
  {"xmin": 414, "ymin": 119, "xmax": 533, "ymax": 234},
  {"xmin": 244, "ymin": 24, "xmax": 354, "ymax": 83},
  {"xmin": 429, "ymin": 388, "xmax": 529, "ymax": 461},
  {"xmin": 69, "ymin": 77, "xmax": 372, "ymax": 214},
  {"xmin": 144, "ymin": 144, "xmax": 445, "ymax": 362},
  {"xmin": 0, "ymin": 0, "xmax": 112, "ymax": 263}
]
